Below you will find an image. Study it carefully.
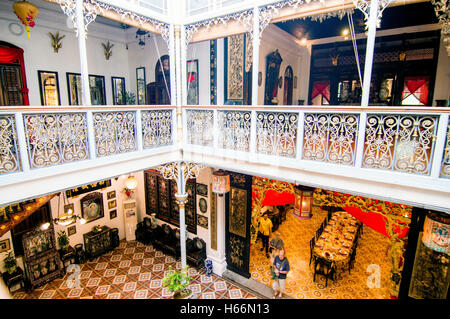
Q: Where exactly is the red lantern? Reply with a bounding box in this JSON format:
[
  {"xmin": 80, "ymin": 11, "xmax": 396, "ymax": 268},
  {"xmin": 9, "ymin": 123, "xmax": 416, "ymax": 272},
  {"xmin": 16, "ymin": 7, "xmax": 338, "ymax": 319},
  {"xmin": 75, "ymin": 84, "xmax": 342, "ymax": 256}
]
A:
[{"xmin": 13, "ymin": 1, "xmax": 39, "ymax": 39}]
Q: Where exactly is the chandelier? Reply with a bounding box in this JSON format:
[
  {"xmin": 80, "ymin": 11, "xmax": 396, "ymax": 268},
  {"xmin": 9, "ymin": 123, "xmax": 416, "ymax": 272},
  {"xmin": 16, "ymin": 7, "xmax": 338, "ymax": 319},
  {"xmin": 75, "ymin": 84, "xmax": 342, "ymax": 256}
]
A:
[
  {"xmin": 53, "ymin": 192, "xmax": 86, "ymax": 226},
  {"xmin": 136, "ymin": 29, "xmax": 150, "ymax": 47}
]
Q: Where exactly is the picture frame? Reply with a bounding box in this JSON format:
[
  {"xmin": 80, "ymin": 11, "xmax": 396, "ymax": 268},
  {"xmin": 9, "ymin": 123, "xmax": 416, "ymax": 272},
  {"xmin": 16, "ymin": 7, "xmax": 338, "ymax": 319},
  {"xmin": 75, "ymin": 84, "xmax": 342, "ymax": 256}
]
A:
[
  {"xmin": 111, "ymin": 76, "xmax": 126, "ymax": 105},
  {"xmin": 108, "ymin": 199, "xmax": 117, "ymax": 210},
  {"xmin": 196, "ymin": 183, "xmax": 208, "ymax": 197},
  {"xmin": 187, "ymin": 59, "xmax": 199, "ymax": 105},
  {"xmin": 258, "ymin": 72, "xmax": 262, "ymax": 86},
  {"xmin": 0, "ymin": 238, "xmax": 11, "ymax": 253},
  {"xmin": 80, "ymin": 192, "xmax": 104, "ymax": 224},
  {"xmin": 38, "ymin": 70, "xmax": 61, "ymax": 106},
  {"xmin": 67, "ymin": 73, "xmax": 107, "ymax": 105},
  {"xmin": 197, "ymin": 215, "xmax": 208, "ymax": 229},
  {"xmin": 109, "ymin": 209, "xmax": 117, "ymax": 220},
  {"xmin": 107, "ymin": 190, "xmax": 116, "ymax": 200},
  {"xmin": 294, "ymin": 76, "xmax": 298, "ymax": 89},
  {"xmin": 199, "ymin": 197, "xmax": 207, "ymax": 214},
  {"xmin": 67, "ymin": 225, "xmax": 76, "ymax": 236},
  {"xmin": 136, "ymin": 67, "xmax": 146, "ymax": 105}
]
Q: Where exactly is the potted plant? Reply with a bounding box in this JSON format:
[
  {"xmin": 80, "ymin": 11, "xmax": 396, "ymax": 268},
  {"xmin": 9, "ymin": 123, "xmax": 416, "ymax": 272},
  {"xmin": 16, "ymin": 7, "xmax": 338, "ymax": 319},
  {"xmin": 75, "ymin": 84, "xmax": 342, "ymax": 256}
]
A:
[
  {"xmin": 57, "ymin": 230, "xmax": 70, "ymax": 252},
  {"xmin": 162, "ymin": 266, "xmax": 192, "ymax": 299},
  {"xmin": 3, "ymin": 252, "xmax": 17, "ymax": 275}
]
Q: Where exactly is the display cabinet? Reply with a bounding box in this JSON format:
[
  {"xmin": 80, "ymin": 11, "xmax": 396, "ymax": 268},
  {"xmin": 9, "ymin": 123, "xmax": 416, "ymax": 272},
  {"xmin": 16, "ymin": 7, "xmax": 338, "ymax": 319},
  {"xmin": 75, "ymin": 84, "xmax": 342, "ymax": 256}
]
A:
[{"xmin": 83, "ymin": 226, "xmax": 112, "ymax": 260}]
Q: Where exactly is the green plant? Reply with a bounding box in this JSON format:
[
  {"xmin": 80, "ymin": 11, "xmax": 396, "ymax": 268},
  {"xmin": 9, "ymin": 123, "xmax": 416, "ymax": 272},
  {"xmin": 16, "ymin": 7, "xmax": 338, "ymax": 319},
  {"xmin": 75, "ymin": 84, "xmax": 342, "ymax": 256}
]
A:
[
  {"xmin": 57, "ymin": 230, "xmax": 69, "ymax": 250},
  {"xmin": 125, "ymin": 91, "xmax": 136, "ymax": 105},
  {"xmin": 3, "ymin": 252, "xmax": 17, "ymax": 275},
  {"xmin": 162, "ymin": 266, "xmax": 191, "ymax": 297}
]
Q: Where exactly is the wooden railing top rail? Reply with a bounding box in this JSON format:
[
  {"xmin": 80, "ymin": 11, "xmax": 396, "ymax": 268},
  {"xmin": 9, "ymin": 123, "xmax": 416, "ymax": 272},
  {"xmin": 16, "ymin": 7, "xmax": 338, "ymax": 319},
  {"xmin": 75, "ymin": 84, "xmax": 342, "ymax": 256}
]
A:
[{"xmin": 182, "ymin": 105, "xmax": 450, "ymax": 113}]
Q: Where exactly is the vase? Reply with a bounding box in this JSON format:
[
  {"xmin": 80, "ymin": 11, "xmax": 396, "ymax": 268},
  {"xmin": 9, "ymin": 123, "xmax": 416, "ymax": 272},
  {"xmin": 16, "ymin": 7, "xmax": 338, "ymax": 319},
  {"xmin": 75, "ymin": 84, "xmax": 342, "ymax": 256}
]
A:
[
  {"xmin": 204, "ymin": 259, "xmax": 213, "ymax": 276},
  {"xmin": 6, "ymin": 265, "xmax": 17, "ymax": 275},
  {"xmin": 173, "ymin": 289, "xmax": 193, "ymax": 299}
]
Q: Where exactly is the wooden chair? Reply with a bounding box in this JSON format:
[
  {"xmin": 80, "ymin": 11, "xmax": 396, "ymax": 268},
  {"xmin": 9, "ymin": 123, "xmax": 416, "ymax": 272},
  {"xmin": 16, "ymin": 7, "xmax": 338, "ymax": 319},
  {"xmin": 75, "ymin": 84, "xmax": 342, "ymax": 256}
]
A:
[
  {"xmin": 313, "ymin": 256, "xmax": 336, "ymax": 287},
  {"xmin": 347, "ymin": 246, "xmax": 357, "ymax": 274},
  {"xmin": 309, "ymin": 237, "xmax": 316, "ymax": 265}
]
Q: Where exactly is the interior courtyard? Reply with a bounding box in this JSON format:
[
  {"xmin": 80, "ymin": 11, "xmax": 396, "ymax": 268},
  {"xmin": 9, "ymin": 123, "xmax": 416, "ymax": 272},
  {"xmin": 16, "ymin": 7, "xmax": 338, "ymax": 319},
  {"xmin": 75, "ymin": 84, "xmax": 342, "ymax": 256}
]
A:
[{"xmin": 0, "ymin": 0, "xmax": 449, "ymax": 302}]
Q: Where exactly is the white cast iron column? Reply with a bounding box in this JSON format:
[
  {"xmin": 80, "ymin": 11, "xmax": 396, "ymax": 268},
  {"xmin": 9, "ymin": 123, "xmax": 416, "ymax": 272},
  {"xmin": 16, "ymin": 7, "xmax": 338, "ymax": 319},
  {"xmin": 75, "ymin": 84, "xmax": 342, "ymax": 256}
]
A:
[
  {"xmin": 213, "ymin": 192, "xmax": 227, "ymax": 275},
  {"xmin": 75, "ymin": 0, "xmax": 91, "ymax": 106},
  {"xmin": 251, "ymin": 6, "xmax": 260, "ymax": 106}
]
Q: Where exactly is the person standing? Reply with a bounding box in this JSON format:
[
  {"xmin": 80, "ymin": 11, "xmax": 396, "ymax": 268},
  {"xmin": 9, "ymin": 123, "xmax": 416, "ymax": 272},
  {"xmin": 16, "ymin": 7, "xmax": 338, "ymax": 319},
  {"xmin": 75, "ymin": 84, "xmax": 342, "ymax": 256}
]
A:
[
  {"xmin": 272, "ymin": 248, "xmax": 290, "ymax": 299},
  {"xmin": 269, "ymin": 232, "xmax": 284, "ymax": 264},
  {"xmin": 259, "ymin": 212, "xmax": 273, "ymax": 258}
]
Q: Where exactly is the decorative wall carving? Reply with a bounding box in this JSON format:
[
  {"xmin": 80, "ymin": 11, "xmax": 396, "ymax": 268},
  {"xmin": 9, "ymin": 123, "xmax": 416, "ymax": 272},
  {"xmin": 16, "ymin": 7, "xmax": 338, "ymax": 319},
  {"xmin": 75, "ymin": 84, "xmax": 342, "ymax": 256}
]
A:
[
  {"xmin": 226, "ymin": 34, "xmax": 245, "ymax": 102},
  {"xmin": 302, "ymin": 113, "xmax": 359, "ymax": 165},
  {"xmin": 24, "ymin": 113, "xmax": 89, "ymax": 169},
  {"xmin": 229, "ymin": 187, "xmax": 247, "ymax": 237}
]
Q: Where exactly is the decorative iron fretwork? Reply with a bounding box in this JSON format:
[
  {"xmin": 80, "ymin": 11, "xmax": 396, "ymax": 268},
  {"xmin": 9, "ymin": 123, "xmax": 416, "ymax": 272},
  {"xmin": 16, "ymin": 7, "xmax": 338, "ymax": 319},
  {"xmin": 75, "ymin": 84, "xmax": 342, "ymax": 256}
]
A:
[
  {"xmin": 57, "ymin": 0, "xmax": 169, "ymax": 44},
  {"xmin": 24, "ymin": 113, "xmax": 89, "ymax": 169},
  {"xmin": 353, "ymin": 0, "xmax": 394, "ymax": 29},
  {"xmin": 440, "ymin": 119, "xmax": 450, "ymax": 178},
  {"xmin": 218, "ymin": 110, "xmax": 251, "ymax": 152},
  {"xmin": 363, "ymin": 114, "xmax": 438, "ymax": 175},
  {"xmin": 186, "ymin": 110, "xmax": 214, "ymax": 146},
  {"xmin": 185, "ymin": 9, "xmax": 253, "ymax": 44},
  {"xmin": 141, "ymin": 110, "xmax": 173, "ymax": 149},
  {"xmin": 157, "ymin": 161, "xmax": 203, "ymax": 190},
  {"xmin": 256, "ymin": 111, "xmax": 298, "ymax": 158},
  {"xmin": 302, "ymin": 113, "xmax": 359, "ymax": 165},
  {"xmin": 430, "ymin": 0, "xmax": 450, "ymax": 55},
  {"xmin": 0, "ymin": 115, "xmax": 20, "ymax": 174},
  {"xmin": 93, "ymin": 111, "xmax": 136, "ymax": 157}
]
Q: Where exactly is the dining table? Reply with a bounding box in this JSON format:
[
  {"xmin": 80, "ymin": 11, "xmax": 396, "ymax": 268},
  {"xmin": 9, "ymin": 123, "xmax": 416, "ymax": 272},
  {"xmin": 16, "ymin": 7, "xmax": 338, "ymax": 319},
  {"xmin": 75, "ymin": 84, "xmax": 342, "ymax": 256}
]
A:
[{"xmin": 313, "ymin": 211, "xmax": 360, "ymax": 274}]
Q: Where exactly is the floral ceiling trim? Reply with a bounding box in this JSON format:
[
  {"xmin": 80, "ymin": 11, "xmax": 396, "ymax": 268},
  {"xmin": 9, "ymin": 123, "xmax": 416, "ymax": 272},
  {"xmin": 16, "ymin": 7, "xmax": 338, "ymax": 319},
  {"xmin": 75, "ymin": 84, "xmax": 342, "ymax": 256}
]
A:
[
  {"xmin": 431, "ymin": 0, "xmax": 450, "ymax": 55},
  {"xmin": 57, "ymin": 0, "xmax": 169, "ymax": 43}
]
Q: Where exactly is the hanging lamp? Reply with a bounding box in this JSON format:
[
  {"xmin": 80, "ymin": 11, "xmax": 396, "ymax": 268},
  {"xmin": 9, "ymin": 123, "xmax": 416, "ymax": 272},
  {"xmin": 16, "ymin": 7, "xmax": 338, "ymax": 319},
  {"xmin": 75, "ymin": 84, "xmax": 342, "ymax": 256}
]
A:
[{"xmin": 13, "ymin": 1, "xmax": 39, "ymax": 39}]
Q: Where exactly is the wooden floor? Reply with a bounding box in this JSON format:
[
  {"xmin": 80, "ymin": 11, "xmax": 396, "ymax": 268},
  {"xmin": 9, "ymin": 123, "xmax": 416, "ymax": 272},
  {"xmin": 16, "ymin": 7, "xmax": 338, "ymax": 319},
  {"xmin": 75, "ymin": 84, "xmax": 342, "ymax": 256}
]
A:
[{"xmin": 249, "ymin": 206, "xmax": 392, "ymax": 299}]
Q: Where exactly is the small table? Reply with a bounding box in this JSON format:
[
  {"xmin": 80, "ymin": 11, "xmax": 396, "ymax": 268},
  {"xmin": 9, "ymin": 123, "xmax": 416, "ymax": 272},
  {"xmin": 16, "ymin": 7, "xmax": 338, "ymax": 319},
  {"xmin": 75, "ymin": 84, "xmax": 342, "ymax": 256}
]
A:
[
  {"xmin": 2, "ymin": 267, "xmax": 25, "ymax": 292},
  {"xmin": 58, "ymin": 246, "xmax": 76, "ymax": 273}
]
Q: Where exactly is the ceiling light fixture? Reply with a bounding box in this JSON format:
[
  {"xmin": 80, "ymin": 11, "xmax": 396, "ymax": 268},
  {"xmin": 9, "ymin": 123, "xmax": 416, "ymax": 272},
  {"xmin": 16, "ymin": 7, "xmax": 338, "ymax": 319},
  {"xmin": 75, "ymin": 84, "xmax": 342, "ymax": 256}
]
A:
[{"xmin": 136, "ymin": 29, "xmax": 150, "ymax": 47}]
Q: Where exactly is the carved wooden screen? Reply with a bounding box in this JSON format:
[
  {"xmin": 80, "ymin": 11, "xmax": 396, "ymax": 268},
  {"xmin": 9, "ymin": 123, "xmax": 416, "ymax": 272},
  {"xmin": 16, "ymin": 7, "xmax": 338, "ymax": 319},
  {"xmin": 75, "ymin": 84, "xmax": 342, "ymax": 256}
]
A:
[
  {"xmin": 144, "ymin": 171, "xmax": 197, "ymax": 234},
  {"xmin": 225, "ymin": 171, "xmax": 252, "ymax": 278}
]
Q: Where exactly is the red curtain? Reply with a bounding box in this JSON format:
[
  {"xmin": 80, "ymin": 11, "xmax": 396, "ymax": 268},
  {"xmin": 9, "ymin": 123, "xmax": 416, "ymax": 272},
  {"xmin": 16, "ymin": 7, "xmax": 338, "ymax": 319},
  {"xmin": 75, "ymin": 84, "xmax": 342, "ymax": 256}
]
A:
[
  {"xmin": 402, "ymin": 76, "xmax": 429, "ymax": 105},
  {"xmin": 311, "ymin": 81, "xmax": 330, "ymax": 103},
  {"xmin": 343, "ymin": 206, "xmax": 408, "ymax": 239},
  {"xmin": 262, "ymin": 189, "xmax": 295, "ymax": 206},
  {"xmin": 0, "ymin": 46, "xmax": 29, "ymax": 105}
]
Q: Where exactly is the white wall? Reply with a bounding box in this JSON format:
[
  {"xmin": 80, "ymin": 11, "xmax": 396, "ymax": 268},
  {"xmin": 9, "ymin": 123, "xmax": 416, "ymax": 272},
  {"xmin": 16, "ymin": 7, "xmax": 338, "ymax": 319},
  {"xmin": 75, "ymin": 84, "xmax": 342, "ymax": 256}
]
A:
[
  {"xmin": 0, "ymin": 1, "xmax": 130, "ymax": 106},
  {"xmin": 433, "ymin": 35, "xmax": 450, "ymax": 104},
  {"xmin": 187, "ymin": 41, "xmax": 210, "ymax": 105},
  {"xmin": 258, "ymin": 24, "xmax": 308, "ymax": 105}
]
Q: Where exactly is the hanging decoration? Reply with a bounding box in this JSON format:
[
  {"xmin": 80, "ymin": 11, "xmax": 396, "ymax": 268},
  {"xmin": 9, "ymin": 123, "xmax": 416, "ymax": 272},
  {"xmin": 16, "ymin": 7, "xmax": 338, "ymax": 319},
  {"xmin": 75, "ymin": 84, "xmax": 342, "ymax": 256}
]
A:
[
  {"xmin": 251, "ymin": 177, "xmax": 295, "ymax": 243},
  {"xmin": 12, "ymin": 0, "xmax": 39, "ymax": 39},
  {"xmin": 430, "ymin": 0, "xmax": 450, "ymax": 56},
  {"xmin": 313, "ymin": 188, "xmax": 412, "ymax": 298},
  {"xmin": 102, "ymin": 40, "xmax": 114, "ymax": 60},
  {"xmin": 48, "ymin": 31, "xmax": 65, "ymax": 53}
]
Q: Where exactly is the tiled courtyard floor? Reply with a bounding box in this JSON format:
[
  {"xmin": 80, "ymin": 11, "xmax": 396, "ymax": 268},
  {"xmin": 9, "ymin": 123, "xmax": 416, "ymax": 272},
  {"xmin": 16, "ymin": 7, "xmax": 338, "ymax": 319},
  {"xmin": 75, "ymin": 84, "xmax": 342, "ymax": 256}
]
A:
[{"xmin": 12, "ymin": 240, "xmax": 259, "ymax": 299}]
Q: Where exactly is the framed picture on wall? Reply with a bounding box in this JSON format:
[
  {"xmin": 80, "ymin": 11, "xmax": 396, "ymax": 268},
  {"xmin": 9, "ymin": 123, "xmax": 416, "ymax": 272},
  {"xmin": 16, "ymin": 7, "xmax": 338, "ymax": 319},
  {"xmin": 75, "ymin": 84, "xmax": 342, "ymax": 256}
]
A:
[
  {"xmin": 136, "ymin": 67, "xmax": 146, "ymax": 105},
  {"xmin": 187, "ymin": 60, "xmax": 199, "ymax": 105},
  {"xmin": 107, "ymin": 190, "xmax": 116, "ymax": 200},
  {"xmin": 108, "ymin": 200, "xmax": 117, "ymax": 210},
  {"xmin": 0, "ymin": 239, "xmax": 11, "ymax": 253},
  {"xmin": 38, "ymin": 70, "xmax": 61, "ymax": 106},
  {"xmin": 80, "ymin": 192, "xmax": 104, "ymax": 223},
  {"xmin": 109, "ymin": 210, "xmax": 117, "ymax": 219},
  {"xmin": 66, "ymin": 72, "xmax": 82, "ymax": 105},
  {"xmin": 111, "ymin": 76, "xmax": 126, "ymax": 105},
  {"xmin": 89, "ymin": 75, "xmax": 106, "ymax": 105},
  {"xmin": 67, "ymin": 225, "xmax": 76, "ymax": 236}
]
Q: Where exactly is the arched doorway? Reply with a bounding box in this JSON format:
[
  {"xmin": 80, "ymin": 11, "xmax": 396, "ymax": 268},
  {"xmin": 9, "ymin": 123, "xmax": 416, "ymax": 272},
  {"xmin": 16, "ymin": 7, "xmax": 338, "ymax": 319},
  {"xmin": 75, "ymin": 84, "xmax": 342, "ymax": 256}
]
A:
[
  {"xmin": 283, "ymin": 66, "xmax": 293, "ymax": 105},
  {"xmin": 0, "ymin": 41, "xmax": 29, "ymax": 106},
  {"xmin": 147, "ymin": 55, "xmax": 170, "ymax": 104}
]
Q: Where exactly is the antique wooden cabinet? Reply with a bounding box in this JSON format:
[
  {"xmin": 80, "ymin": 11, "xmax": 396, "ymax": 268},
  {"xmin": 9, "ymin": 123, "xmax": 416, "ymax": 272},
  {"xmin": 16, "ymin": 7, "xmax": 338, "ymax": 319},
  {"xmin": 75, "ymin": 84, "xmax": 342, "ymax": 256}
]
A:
[
  {"xmin": 22, "ymin": 226, "xmax": 63, "ymax": 291},
  {"xmin": 83, "ymin": 226, "xmax": 113, "ymax": 260}
]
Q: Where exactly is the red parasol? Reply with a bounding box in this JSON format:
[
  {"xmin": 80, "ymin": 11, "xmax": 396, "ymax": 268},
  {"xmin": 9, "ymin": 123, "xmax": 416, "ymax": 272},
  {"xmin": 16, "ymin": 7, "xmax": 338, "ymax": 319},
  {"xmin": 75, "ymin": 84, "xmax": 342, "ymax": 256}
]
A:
[{"xmin": 262, "ymin": 189, "xmax": 295, "ymax": 206}]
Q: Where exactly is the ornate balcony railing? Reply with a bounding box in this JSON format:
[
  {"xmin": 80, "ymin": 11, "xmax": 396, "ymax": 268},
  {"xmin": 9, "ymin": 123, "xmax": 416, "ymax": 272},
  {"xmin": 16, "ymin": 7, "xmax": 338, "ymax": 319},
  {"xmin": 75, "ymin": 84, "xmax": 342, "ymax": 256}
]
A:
[
  {"xmin": 0, "ymin": 106, "xmax": 176, "ymax": 176},
  {"xmin": 183, "ymin": 106, "xmax": 450, "ymax": 181}
]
